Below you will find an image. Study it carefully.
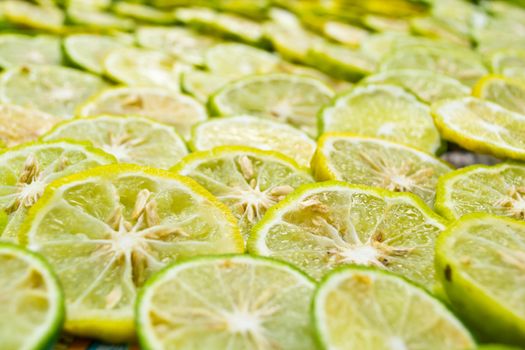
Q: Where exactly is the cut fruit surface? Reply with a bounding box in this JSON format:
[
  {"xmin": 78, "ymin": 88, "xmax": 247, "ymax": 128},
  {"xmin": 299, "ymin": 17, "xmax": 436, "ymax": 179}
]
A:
[
  {"xmin": 181, "ymin": 70, "xmax": 232, "ymax": 103},
  {"xmin": 0, "ymin": 34, "xmax": 61, "ymax": 69},
  {"xmin": 0, "ymin": 104, "xmax": 59, "ymax": 147},
  {"xmin": 67, "ymin": 7, "xmax": 135, "ymax": 31},
  {"xmin": 490, "ymin": 49, "xmax": 525, "ymax": 82},
  {"xmin": 3, "ymin": 1, "xmax": 64, "ymax": 32},
  {"xmin": 472, "ymin": 75, "xmax": 525, "ymax": 115}
]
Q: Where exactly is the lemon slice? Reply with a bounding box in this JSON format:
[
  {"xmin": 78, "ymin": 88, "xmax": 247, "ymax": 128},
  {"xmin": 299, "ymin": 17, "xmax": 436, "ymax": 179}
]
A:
[
  {"xmin": 76, "ymin": 86, "xmax": 207, "ymax": 139},
  {"xmin": 210, "ymin": 74, "xmax": 334, "ymax": 137},
  {"xmin": 249, "ymin": 182, "xmax": 446, "ymax": 289},
  {"xmin": 181, "ymin": 70, "xmax": 232, "ymax": 103},
  {"xmin": 312, "ymin": 133, "xmax": 452, "ymax": 207},
  {"xmin": 436, "ymin": 213, "xmax": 525, "ymax": 346},
  {"xmin": 313, "ymin": 267, "xmax": 475, "ymax": 350},
  {"xmin": 0, "ymin": 242, "xmax": 64, "ymax": 350},
  {"xmin": 20, "ymin": 164, "xmax": 243, "ymax": 342},
  {"xmin": 112, "ymin": 2, "xmax": 174, "ymax": 24},
  {"xmin": 490, "ymin": 49, "xmax": 525, "ymax": 81},
  {"xmin": 3, "ymin": 0, "xmax": 64, "ymax": 32},
  {"xmin": 173, "ymin": 146, "xmax": 313, "ymax": 240},
  {"xmin": 0, "ymin": 104, "xmax": 59, "ymax": 147},
  {"xmin": 432, "ymin": 97, "xmax": 525, "ymax": 160},
  {"xmin": 0, "ymin": 34, "xmax": 61, "ymax": 69},
  {"xmin": 0, "ymin": 141, "xmax": 115, "ymax": 241},
  {"xmin": 67, "ymin": 7, "xmax": 135, "ymax": 31},
  {"xmin": 137, "ymin": 255, "xmax": 316, "ymax": 350},
  {"xmin": 190, "ymin": 115, "xmax": 316, "ymax": 167},
  {"xmin": 0, "ymin": 65, "xmax": 108, "ymax": 119},
  {"xmin": 472, "ymin": 75, "xmax": 525, "ymax": 115},
  {"xmin": 319, "ymin": 85, "xmax": 442, "ymax": 154}
]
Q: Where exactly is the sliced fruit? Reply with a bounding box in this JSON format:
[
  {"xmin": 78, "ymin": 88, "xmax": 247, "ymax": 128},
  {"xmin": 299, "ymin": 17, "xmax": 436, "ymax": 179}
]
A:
[
  {"xmin": 67, "ymin": 7, "xmax": 135, "ymax": 31},
  {"xmin": 190, "ymin": 115, "xmax": 316, "ymax": 167},
  {"xmin": 181, "ymin": 70, "xmax": 232, "ymax": 103},
  {"xmin": 76, "ymin": 86, "xmax": 207, "ymax": 139},
  {"xmin": 410, "ymin": 16, "xmax": 470, "ymax": 47},
  {"xmin": 173, "ymin": 146, "xmax": 313, "ymax": 240},
  {"xmin": 363, "ymin": 14, "xmax": 410, "ymax": 33},
  {"xmin": 0, "ymin": 65, "xmax": 107, "ymax": 119},
  {"xmin": 312, "ymin": 133, "xmax": 452, "ymax": 207},
  {"xmin": 112, "ymin": 2, "xmax": 174, "ymax": 24},
  {"xmin": 0, "ymin": 104, "xmax": 59, "ymax": 147},
  {"xmin": 3, "ymin": 0, "xmax": 64, "ymax": 32},
  {"xmin": 436, "ymin": 213, "xmax": 525, "ymax": 346},
  {"xmin": 322, "ymin": 21, "xmax": 369, "ymax": 47},
  {"xmin": 313, "ymin": 267, "xmax": 475, "ymax": 350},
  {"xmin": 0, "ymin": 242, "xmax": 64, "ymax": 350},
  {"xmin": 0, "ymin": 141, "xmax": 115, "ymax": 241},
  {"xmin": 248, "ymin": 182, "xmax": 447, "ymax": 289},
  {"xmin": 210, "ymin": 74, "xmax": 333, "ymax": 137},
  {"xmin": 472, "ymin": 75, "xmax": 525, "ymax": 115},
  {"xmin": 137, "ymin": 255, "xmax": 316, "ymax": 350},
  {"xmin": 432, "ymin": 97, "xmax": 525, "ymax": 160},
  {"xmin": 0, "ymin": 34, "xmax": 61, "ymax": 69},
  {"xmin": 20, "ymin": 164, "xmax": 243, "ymax": 342},
  {"xmin": 362, "ymin": 69, "xmax": 470, "ymax": 104},
  {"xmin": 490, "ymin": 49, "xmax": 525, "ymax": 82},
  {"xmin": 319, "ymin": 85, "xmax": 441, "ymax": 154}
]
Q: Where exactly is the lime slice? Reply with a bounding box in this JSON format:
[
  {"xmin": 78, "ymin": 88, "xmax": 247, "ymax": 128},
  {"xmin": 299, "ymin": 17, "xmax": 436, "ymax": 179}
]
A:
[
  {"xmin": 319, "ymin": 85, "xmax": 441, "ymax": 154},
  {"xmin": 432, "ymin": 97, "xmax": 525, "ymax": 160},
  {"xmin": 248, "ymin": 182, "xmax": 447, "ymax": 289},
  {"xmin": 0, "ymin": 242, "xmax": 64, "ymax": 350},
  {"xmin": 137, "ymin": 255, "xmax": 316, "ymax": 350},
  {"xmin": 0, "ymin": 65, "xmax": 107, "ymax": 119},
  {"xmin": 312, "ymin": 133, "xmax": 452, "ymax": 207},
  {"xmin": 42, "ymin": 115, "xmax": 188, "ymax": 169},
  {"xmin": 0, "ymin": 141, "xmax": 115, "ymax": 241},
  {"xmin": 436, "ymin": 213, "xmax": 525, "ymax": 346},
  {"xmin": 173, "ymin": 146, "xmax": 313, "ymax": 240},
  {"xmin": 181, "ymin": 70, "xmax": 232, "ymax": 103},
  {"xmin": 472, "ymin": 75, "xmax": 525, "ymax": 114},
  {"xmin": 277, "ymin": 62, "xmax": 352, "ymax": 92},
  {"xmin": 3, "ymin": 1, "xmax": 64, "ymax": 32},
  {"xmin": 76, "ymin": 86, "xmax": 207, "ymax": 139},
  {"xmin": 67, "ymin": 7, "xmax": 135, "ymax": 31},
  {"xmin": 363, "ymin": 14, "xmax": 410, "ymax": 33},
  {"xmin": 112, "ymin": 2, "xmax": 174, "ymax": 24},
  {"xmin": 322, "ymin": 20, "xmax": 370, "ymax": 47},
  {"xmin": 63, "ymin": 34, "xmax": 127, "ymax": 75},
  {"xmin": 104, "ymin": 48, "xmax": 188, "ymax": 92},
  {"xmin": 0, "ymin": 104, "xmax": 59, "ymax": 147},
  {"xmin": 410, "ymin": 16, "xmax": 470, "ymax": 47},
  {"xmin": 210, "ymin": 74, "xmax": 334, "ymax": 137},
  {"xmin": 20, "ymin": 164, "xmax": 243, "ymax": 342},
  {"xmin": 190, "ymin": 115, "xmax": 316, "ymax": 167},
  {"xmin": 490, "ymin": 49, "xmax": 525, "ymax": 81},
  {"xmin": 0, "ymin": 34, "xmax": 61, "ymax": 69},
  {"xmin": 362, "ymin": 69, "xmax": 470, "ymax": 104},
  {"xmin": 313, "ymin": 267, "xmax": 476, "ymax": 350}
]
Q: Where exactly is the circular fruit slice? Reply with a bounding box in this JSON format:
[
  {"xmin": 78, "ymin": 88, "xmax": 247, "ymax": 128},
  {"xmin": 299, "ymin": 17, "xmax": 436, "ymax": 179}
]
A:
[
  {"xmin": 0, "ymin": 34, "xmax": 62, "ymax": 69},
  {"xmin": 435, "ymin": 162, "xmax": 525, "ymax": 221},
  {"xmin": 210, "ymin": 74, "xmax": 334, "ymax": 137},
  {"xmin": 490, "ymin": 49, "xmax": 525, "ymax": 81},
  {"xmin": 76, "ymin": 86, "xmax": 207, "ymax": 139},
  {"xmin": 313, "ymin": 267, "xmax": 475, "ymax": 350},
  {"xmin": 362, "ymin": 69, "xmax": 470, "ymax": 104},
  {"xmin": 112, "ymin": 2, "xmax": 174, "ymax": 24},
  {"xmin": 42, "ymin": 115, "xmax": 188, "ymax": 169},
  {"xmin": 0, "ymin": 104, "xmax": 59, "ymax": 147},
  {"xmin": 0, "ymin": 65, "xmax": 108, "ymax": 119},
  {"xmin": 249, "ymin": 182, "xmax": 446, "ymax": 289},
  {"xmin": 0, "ymin": 141, "xmax": 115, "ymax": 241},
  {"xmin": 190, "ymin": 115, "xmax": 316, "ymax": 168},
  {"xmin": 20, "ymin": 164, "xmax": 243, "ymax": 342},
  {"xmin": 63, "ymin": 34, "xmax": 127, "ymax": 75},
  {"xmin": 181, "ymin": 70, "xmax": 232, "ymax": 103},
  {"xmin": 137, "ymin": 255, "xmax": 316, "ymax": 350},
  {"xmin": 319, "ymin": 85, "xmax": 441, "ymax": 154},
  {"xmin": 472, "ymin": 75, "xmax": 525, "ymax": 115},
  {"xmin": 436, "ymin": 213, "xmax": 525, "ymax": 346},
  {"xmin": 312, "ymin": 133, "xmax": 452, "ymax": 207},
  {"xmin": 432, "ymin": 97, "xmax": 525, "ymax": 160},
  {"xmin": 322, "ymin": 21, "xmax": 370, "ymax": 47},
  {"xmin": 0, "ymin": 242, "xmax": 64, "ymax": 350},
  {"xmin": 173, "ymin": 146, "xmax": 313, "ymax": 240},
  {"xmin": 67, "ymin": 7, "xmax": 135, "ymax": 31},
  {"xmin": 3, "ymin": 0, "xmax": 64, "ymax": 32}
]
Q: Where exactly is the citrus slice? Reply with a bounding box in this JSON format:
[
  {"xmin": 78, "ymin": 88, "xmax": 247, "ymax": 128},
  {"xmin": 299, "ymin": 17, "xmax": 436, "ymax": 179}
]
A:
[
  {"xmin": 3, "ymin": 0, "xmax": 64, "ymax": 32},
  {"xmin": 490, "ymin": 49, "xmax": 525, "ymax": 82},
  {"xmin": 248, "ymin": 182, "xmax": 447, "ymax": 289},
  {"xmin": 362, "ymin": 69, "xmax": 470, "ymax": 104},
  {"xmin": 472, "ymin": 75, "xmax": 525, "ymax": 115},
  {"xmin": 76, "ymin": 86, "xmax": 207, "ymax": 139},
  {"xmin": 410, "ymin": 16, "xmax": 470, "ymax": 47},
  {"xmin": 63, "ymin": 34, "xmax": 127, "ymax": 75},
  {"xmin": 363, "ymin": 14, "xmax": 411, "ymax": 33},
  {"xmin": 190, "ymin": 115, "xmax": 316, "ymax": 167},
  {"xmin": 432, "ymin": 97, "xmax": 525, "ymax": 160},
  {"xmin": 181, "ymin": 70, "xmax": 232, "ymax": 103},
  {"xmin": 0, "ymin": 242, "xmax": 64, "ymax": 350},
  {"xmin": 67, "ymin": 7, "xmax": 135, "ymax": 31},
  {"xmin": 312, "ymin": 133, "xmax": 452, "ymax": 207},
  {"xmin": 173, "ymin": 146, "xmax": 313, "ymax": 240},
  {"xmin": 322, "ymin": 21, "xmax": 369, "ymax": 47},
  {"xmin": 137, "ymin": 255, "xmax": 316, "ymax": 350},
  {"xmin": 313, "ymin": 267, "xmax": 476, "ymax": 350},
  {"xmin": 436, "ymin": 213, "xmax": 525, "ymax": 346},
  {"xmin": 19, "ymin": 164, "xmax": 243, "ymax": 342},
  {"xmin": 0, "ymin": 65, "xmax": 108, "ymax": 119},
  {"xmin": 42, "ymin": 115, "xmax": 188, "ymax": 169},
  {"xmin": 0, "ymin": 104, "xmax": 59, "ymax": 147},
  {"xmin": 0, "ymin": 141, "xmax": 115, "ymax": 241},
  {"xmin": 112, "ymin": 2, "xmax": 174, "ymax": 24},
  {"xmin": 210, "ymin": 74, "xmax": 334, "ymax": 137},
  {"xmin": 319, "ymin": 85, "xmax": 441, "ymax": 154},
  {"xmin": 0, "ymin": 34, "xmax": 61, "ymax": 69}
]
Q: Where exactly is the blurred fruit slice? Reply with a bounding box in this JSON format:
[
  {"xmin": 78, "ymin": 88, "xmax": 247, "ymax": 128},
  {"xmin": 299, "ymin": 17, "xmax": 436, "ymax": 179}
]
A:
[
  {"xmin": 3, "ymin": 0, "xmax": 64, "ymax": 32},
  {"xmin": 490, "ymin": 49, "xmax": 525, "ymax": 82},
  {"xmin": 472, "ymin": 75, "xmax": 525, "ymax": 114},
  {"xmin": 112, "ymin": 2, "xmax": 175, "ymax": 24},
  {"xmin": 0, "ymin": 34, "xmax": 61, "ymax": 69},
  {"xmin": 363, "ymin": 14, "xmax": 410, "ymax": 33},
  {"xmin": 0, "ymin": 104, "xmax": 59, "ymax": 147},
  {"xmin": 67, "ymin": 6, "xmax": 135, "ymax": 31},
  {"xmin": 322, "ymin": 21, "xmax": 369, "ymax": 47},
  {"xmin": 181, "ymin": 70, "xmax": 232, "ymax": 103}
]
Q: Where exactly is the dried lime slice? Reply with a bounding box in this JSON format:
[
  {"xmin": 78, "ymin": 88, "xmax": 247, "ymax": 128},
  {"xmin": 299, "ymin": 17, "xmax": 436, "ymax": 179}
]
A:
[
  {"xmin": 363, "ymin": 14, "xmax": 410, "ymax": 33},
  {"xmin": 181, "ymin": 70, "xmax": 232, "ymax": 103},
  {"xmin": 0, "ymin": 104, "xmax": 59, "ymax": 147},
  {"xmin": 67, "ymin": 6, "xmax": 135, "ymax": 31},
  {"xmin": 410, "ymin": 16, "xmax": 470, "ymax": 47},
  {"xmin": 20, "ymin": 164, "xmax": 243, "ymax": 342},
  {"xmin": 3, "ymin": 0, "xmax": 64, "ymax": 32},
  {"xmin": 322, "ymin": 20, "xmax": 370, "ymax": 47},
  {"xmin": 472, "ymin": 75, "xmax": 525, "ymax": 115},
  {"xmin": 490, "ymin": 49, "xmax": 525, "ymax": 82},
  {"xmin": 0, "ymin": 34, "xmax": 61, "ymax": 69},
  {"xmin": 112, "ymin": 2, "xmax": 174, "ymax": 24}
]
